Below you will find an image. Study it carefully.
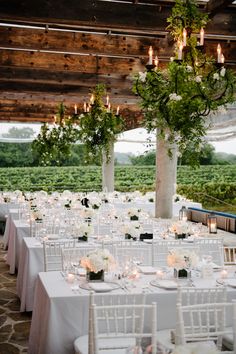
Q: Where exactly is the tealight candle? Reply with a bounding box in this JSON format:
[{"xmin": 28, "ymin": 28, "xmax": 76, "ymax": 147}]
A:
[
  {"xmin": 220, "ymin": 269, "xmax": 228, "ymax": 279},
  {"xmin": 67, "ymin": 273, "xmax": 75, "ymax": 283},
  {"xmin": 156, "ymin": 270, "xmax": 164, "ymax": 279}
]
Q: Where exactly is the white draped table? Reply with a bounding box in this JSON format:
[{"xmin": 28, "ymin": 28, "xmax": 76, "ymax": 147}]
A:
[
  {"xmin": 28, "ymin": 270, "xmax": 235, "ymax": 354},
  {"xmin": 6, "ymin": 219, "xmax": 30, "ymax": 274}
]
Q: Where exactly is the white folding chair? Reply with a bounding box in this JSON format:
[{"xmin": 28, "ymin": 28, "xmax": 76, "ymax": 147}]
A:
[
  {"xmin": 43, "ymin": 239, "xmax": 75, "ymax": 271},
  {"xmin": 74, "ymin": 291, "xmax": 157, "ymax": 354},
  {"xmin": 175, "ymin": 302, "xmax": 236, "ymax": 353},
  {"xmin": 194, "ymin": 238, "xmax": 224, "ymax": 266},
  {"xmin": 224, "ymin": 246, "xmax": 236, "ymax": 265}
]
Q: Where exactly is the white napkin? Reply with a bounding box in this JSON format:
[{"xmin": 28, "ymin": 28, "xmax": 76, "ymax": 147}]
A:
[
  {"xmin": 156, "ymin": 280, "xmax": 177, "ymax": 289},
  {"xmin": 88, "ymin": 283, "xmax": 112, "ymax": 292},
  {"xmin": 227, "ymin": 279, "xmax": 236, "ymax": 288},
  {"xmin": 138, "ymin": 266, "xmax": 157, "ymax": 274}
]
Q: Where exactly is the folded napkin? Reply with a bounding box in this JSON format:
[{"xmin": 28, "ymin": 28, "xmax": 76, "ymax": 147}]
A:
[
  {"xmin": 88, "ymin": 282, "xmax": 112, "ymax": 292},
  {"xmin": 156, "ymin": 280, "xmax": 177, "ymax": 289},
  {"xmin": 138, "ymin": 266, "xmax": 157, "ymax": 274}
]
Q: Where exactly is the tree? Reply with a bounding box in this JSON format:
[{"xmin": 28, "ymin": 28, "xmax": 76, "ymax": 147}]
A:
[{"xmin": 2, "ymin": 127, "xmax": 35, "ymax": 139}]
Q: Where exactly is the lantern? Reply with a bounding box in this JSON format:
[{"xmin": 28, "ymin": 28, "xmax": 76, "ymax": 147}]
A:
[
  {"xmin": 179, "ymin": 206, "xmax": 187, "ymax": 222},
  {"xmin": 207, "ymin": 214, "xmax": 217, "ymax": 234}
]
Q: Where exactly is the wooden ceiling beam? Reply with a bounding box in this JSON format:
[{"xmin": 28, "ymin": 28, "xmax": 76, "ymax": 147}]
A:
[
  {"xmin": 0, "ymin": 0, "xmax": 235, "ymax": 36},
  {"xmin": 0, "ymin": 49, "xmax": 143, "ymax": 75}
]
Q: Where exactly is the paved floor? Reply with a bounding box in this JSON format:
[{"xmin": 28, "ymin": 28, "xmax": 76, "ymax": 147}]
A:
[{"xmin": 0, "ymin": 238, "xmax": 31, "ymax": 354}]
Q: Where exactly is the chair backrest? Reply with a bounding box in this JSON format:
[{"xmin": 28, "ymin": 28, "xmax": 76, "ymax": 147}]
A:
[
  {"xmin": 114, "ymin": 242, "xmax": 152, "ymax": 266},
  {"xmin": 175, "ymin": 301, "xmax": 236, "ymax": 352},
  {"xmin": 88, "ymin": 291, "xmax": 147, "ymax": 354},
  {"xmin": 152, "ymin": 240, "xmax": 183, "ymax": 267},
  {"xmin": 194, "ymin": 238, "xmax": 224, "ymax": 266},
  {"xmin": 177, "ymin": 286, "xmax": 227, "ymax": 305},
  {"xmin": 224, "ymin": 246, "xmax": 236, "ymax": 265},
  {"xmin": 43, "ymin": 239, "xmax": 75, "ymax": 271},
  {"xmin": 61, "ymin": 246, "xmax": 99, "ymax": 272},
  {"xmin": 91, "ymin": 296, "xmax": 157, "ymax": 354}
]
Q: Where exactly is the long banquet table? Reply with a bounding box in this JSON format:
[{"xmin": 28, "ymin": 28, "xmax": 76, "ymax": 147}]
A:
[{"xmin": 28, "ymin": 270, "xmax": 236, "ymax": 354}]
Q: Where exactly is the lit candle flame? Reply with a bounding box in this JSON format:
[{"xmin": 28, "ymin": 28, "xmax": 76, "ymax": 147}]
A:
[
  {"xmin": 154, "ymin": 56, "xmax": 159, "ymax": 68},
  {"xmin": 90, "ymin": 94, "xmax": 94, "ymax": 105},
  {"xmin": 116, "ymin": 106, "xmax": 120, "ymax": 115},
  {"xmin": 217, "ymin": 44, "xmax": 221, "ymax": 63},
  {"xmin": 106, "ymin": 95, "xmax": 109, "ymax": 106},
  {"xmin": 83, "ymin": 102, "xmax": 87, "ymax": 113},
  {"xmin": 74, "ymin": 104, "xmax": 77, "ymax": 114}
]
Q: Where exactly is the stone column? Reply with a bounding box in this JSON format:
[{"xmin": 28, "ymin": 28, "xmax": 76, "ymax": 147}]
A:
[
  {"xmin": 155, "ymin": 131, "xmax": 177, "ymax": 218},
  {"xmin": 102, "ymin": 142, "xmax": 114, "ymax": 192}
]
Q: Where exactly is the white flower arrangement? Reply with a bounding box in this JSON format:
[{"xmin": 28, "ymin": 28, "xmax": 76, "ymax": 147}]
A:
[
  {"xmin": 127, "ymin": 207, "xmax": 141, "ymax": 218},
  {"xmin": 169, "ymin": 221, "xmax": 193, "ymax": 235},
  {"xmin": 121, "ymin": 222, "xmax": 143, "ymax": 239},
  {"xmin": 172, "ymin": 344, "xmax": 219, "ymax": 354},
  {"xmin": 80, "ymin": 248, "xmax": 116, "ymax": 273},
  {"xmin": 89, "ymin": 196, "xmax": 101, "ymax": 209},
  {"xmin": 167, "ymin": 248, "xmax": 199, "ymax": 270},
  {"xmin": 213, "ymin": 73, "xmax": 220, "ymax": 80},
  {"xmin": 32, "ymin": 210, "xmax": 43, "ymax": 220},
  {"xmin": 75, "ymin": 223, "xmax": 94, "ymax": 237}
]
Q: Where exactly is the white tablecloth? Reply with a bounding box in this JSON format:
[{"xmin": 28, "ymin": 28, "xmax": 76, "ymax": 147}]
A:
[
  {"xmin": 28, "ymin": 271, "xmax": 235, "ymax": 354},
  {"xmin": 6, "ymin": 219, "xmax": 30, "ymax": 274}
]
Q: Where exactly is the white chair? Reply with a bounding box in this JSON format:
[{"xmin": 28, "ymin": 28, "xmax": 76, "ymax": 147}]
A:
[
  {"xmin": 43, "ymin": 239, "xmax": 75, "ymax": 271},
  {"xmin": 74, "ymin": 292, "xmax": 157, "ymax": 354},
  {"xmin": 155, "ymin": 286, "xmax": 227, "ymax": 351},
  {"xmin": 224, "ymin": 246, "xmax": 236, "ymax": 265},
  {"xmin": 194, "ymin": 238, "xmax": 224, "ymax": 266},
  {"xmin": 61, "ymin": 246, "xmax": 99, "ymax": 273},
  {"xmin": 114, "ymin": 241, "xmax": 152, "ymax": 266},
  {"xmin": 175, "ymin": 302, "xmax": 236, "ymax": 353},
  {"xmin": 152, "ymin": 240, "xmax": 181, "ymax": 267}
]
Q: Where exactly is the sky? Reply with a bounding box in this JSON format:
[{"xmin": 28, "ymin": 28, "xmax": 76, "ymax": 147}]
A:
[
  {"xmin": 0, "ymin": 122, "xmax": 235, "ymax": 156},
  {"xmin": 114, "ymin": 128, "xmax": 236, "ymax": 156}
]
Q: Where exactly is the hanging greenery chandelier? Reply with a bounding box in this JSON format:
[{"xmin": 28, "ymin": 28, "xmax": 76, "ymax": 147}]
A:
[
  {"xmin": 134, "ymin": 0, "xmax": 236, "ymax": 166},
  {"xmin": 78, "ymin": 84, "xmax": 124, "ymax": 163}
]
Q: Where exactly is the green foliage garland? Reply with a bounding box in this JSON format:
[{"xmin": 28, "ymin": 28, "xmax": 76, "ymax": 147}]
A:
[
  {"xmin": 32, "ymin": 103, "xmax": 79, "ymax": 166},
  {"xmin": 78, "ymin": 84, "xmax": 124, "ymax": 163},
  {"xmin": 133, "ymin": 0, "xmax": 236, "ymax": 166}
]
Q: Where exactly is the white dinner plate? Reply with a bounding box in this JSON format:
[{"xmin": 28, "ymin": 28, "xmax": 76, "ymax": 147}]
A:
[
  {"xmin": 226, "ymin": 279, "xmax": 236, "ymax": 288},
  {"xmin": 80, "ymin": 281, "xmax": 120, "ymax": 293},
  {"xmin": 138, "ymin": 266, "xmax": 157, "ymax": 275},
  {"xmin": 150, "ymin": 279, "xmax": 177, "ymax": 290},
  {"xmin": 47, "ymin": 234, "xmax": 60, "ymax": 240}
]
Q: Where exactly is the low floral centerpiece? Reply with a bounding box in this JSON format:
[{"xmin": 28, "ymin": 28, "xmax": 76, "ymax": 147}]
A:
[
  {"xmin": 172, "ymin": 343, "xmax": 219, "ymax": 354},
  {"xmin": 167, "ymin": 248, "xmax": 199, "ymax": 278},
  {"xmin": 127, "ymin": 207, "xmax": 141, "ymax": 221},
  {"xmin": 80, "ymin": 207, "xmax": 94, "ymax": 222},
  {"xmin": 170, "ymin": 221, "xmax": 193, "ymax": 239},
  {"xmin": 32, "ymin": 210, "xmax": 43, "ymax": 222},
  {"xmin": 75, "ymin": 223, "xmax": 94, "ymax": 241},
  {"xmin": 80, "ymin": 249, "xmax": 116, "ymax": 281},
  {"xmin": 89, "ymin": 196, "xmax": 102, "ymax": 210},
  {"xmin": 121, "ymin": 222, "xmax": 143, "ymax": 240}
]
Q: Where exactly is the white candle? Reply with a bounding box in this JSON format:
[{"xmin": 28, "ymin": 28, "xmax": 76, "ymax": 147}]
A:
[
  {"xmin": 154, "ymin": 56, "xmax": 159, "ymax": 69},
  {"xmin": 107, "ymin": 102, "xmax": 111, "ymax": 112},
  {"xmin": 220, "ymin": 269, "xmax": 228, "ymax": 279},
  {"xmin": 116, "ymin": 106, "xmax": 120, "ymax": 115},
  {"xmin": 90, "ymin": 94, "xmax": 94, "ymax": 105},
  {"xmin": 156, "ymin": 270, "xmax": 164, "ymax": 279},
  {"xmin": 221, "ymin": 54, "xmax": 225, "ymax": 64},
  {"xmin": 148, "ymin": 46, "xmax": 153, "ymax": 65},
  {"xmin": 183, "ymin": 28, "xmax": 187, "ymax": 47},
  {"xmin": 53, "ymin": 115, "xmax": 57, "ymax": 124},
  {"xmin": 74, "ymin": 104, "xmax": 77, "ymax": 114},
  {"xmin": 200, "ymin": 28, "xmax": 204, "ymax": 46},
  {"xmin": 178, "ymin": 41, "xmax": 183, "ymax": 60},
  {"xmin": 217, "ymin": 44, "xmax": 221, "ymax": 63},
  {"xmin": 106, "ymin": 95, "xmax": 109, "ymax": 106},
  {"xmin": 67, "ymin": 273, "xmax": 75, "ymax": 283},
  {"xmin": 83, "ymin": 102, "xmax": 87, "ymax": 113}
]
